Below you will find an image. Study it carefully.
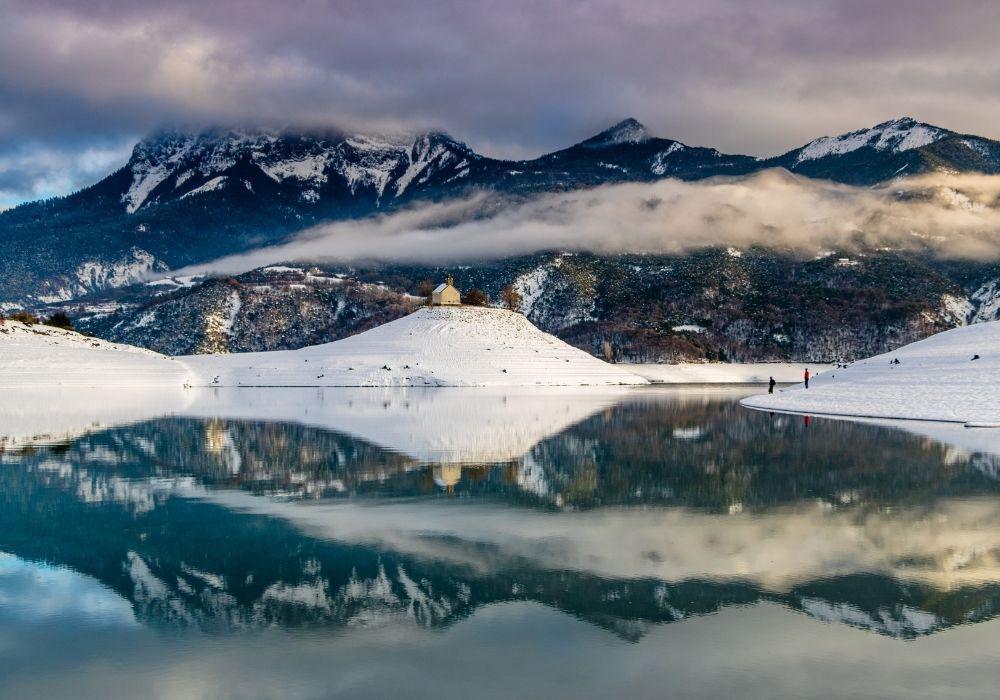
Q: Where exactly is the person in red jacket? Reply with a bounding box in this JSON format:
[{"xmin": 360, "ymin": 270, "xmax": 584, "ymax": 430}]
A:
[{"xmin": 804, "ymin": 368, "xmax": 810, "ymax": 389}]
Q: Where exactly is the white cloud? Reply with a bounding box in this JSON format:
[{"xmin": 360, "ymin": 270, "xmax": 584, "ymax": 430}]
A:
[{"xmin": 176, "ymin": 170, "xmax": 1000, "ymax": 276}]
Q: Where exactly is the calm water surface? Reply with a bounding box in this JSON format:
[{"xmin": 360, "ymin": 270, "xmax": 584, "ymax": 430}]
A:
[{"xmin": 2, "ymin": 387, "xmax": 1000, "ymax": 699}]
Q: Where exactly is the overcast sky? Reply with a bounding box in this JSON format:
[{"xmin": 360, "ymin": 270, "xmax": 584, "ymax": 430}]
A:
[{"xmin": 3, "ymin": 0, "xmax": 1000, "ymax": 208}]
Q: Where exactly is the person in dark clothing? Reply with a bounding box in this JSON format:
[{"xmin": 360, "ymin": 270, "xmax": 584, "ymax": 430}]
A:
[
  {"xmin": 804, "ymin": 368, "xmax": 810, "ymax": 389},
  {"xmin": 768, "ymin": 377, "xmax": 776, "ymax": 394}
]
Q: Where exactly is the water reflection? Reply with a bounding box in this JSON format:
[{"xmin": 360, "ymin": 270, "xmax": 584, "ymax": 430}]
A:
[
  {"xmin": 1, "ymin": 388, "xmax": 999, "ymax": 653},
  {"xmin": 0, "ymin": 392, "xmax": 1000, "ymax": 640}
]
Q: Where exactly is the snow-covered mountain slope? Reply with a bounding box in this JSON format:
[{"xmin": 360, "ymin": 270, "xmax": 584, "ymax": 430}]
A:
[
  {"xmin": 121, "ymin": 128, "xmax": 479, "ymax": 213},
  {"xmin": 68, "ymin": 249, "xmax": 986, "ymax": 365},
  {"xmin": 970, "ymin": 278, "xmax": 1000, "ymax": 323},
  {"xmin": 0, "ymin": 321, "xmax": 192, "ymax": 388},
  {"xmin": 793, "ymin": 117, "xmax": 949, "ymax": 164},
  {"xmin": 184, "ymin": 306, "xmax": 649, "ymax": 387},
  {"xmin": 741, "ymin": 321, "xmax": 1000, "ymax": 424},
  {"xmin": 0, "ymin": 118, "xmax": 756, "ymax": 306},
  {"xmin": 767, "ymin": 117, "xmax": 1000, "ymax": 184}
]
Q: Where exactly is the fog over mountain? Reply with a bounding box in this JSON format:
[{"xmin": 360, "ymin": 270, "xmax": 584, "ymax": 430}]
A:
[{"xmin": 181, "ymin": 171, "xmax": 1000, "ymax": 276}]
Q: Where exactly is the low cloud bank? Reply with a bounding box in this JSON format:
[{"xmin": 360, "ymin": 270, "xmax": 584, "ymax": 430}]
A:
[{"xmin": 177, "ymin": 170, "xmax": 1000, "ymax": 277}]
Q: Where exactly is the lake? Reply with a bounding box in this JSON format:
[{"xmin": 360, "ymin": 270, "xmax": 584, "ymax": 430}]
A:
[{"xmin": 2, "ymin": 387, "xmax": 1000, "ymax": 699}]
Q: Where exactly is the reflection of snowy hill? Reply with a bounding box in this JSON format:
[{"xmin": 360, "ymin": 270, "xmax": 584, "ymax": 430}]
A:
[{"xmin": 180, "ymin": 387, "xmax": 629, "ymax": 463}]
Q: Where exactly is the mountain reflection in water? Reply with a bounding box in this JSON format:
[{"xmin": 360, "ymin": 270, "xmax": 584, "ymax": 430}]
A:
[{"xmin": 2, "ymin": 388, "xmax": 1000, "ymax": 698}]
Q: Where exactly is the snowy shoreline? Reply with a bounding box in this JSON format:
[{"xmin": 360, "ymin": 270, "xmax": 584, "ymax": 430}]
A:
[
  {"xmin": 0, "ymin": 316, "xmax": 832, "ymax": 389},
  {"xmin": 628, "ymin": 362, "xmax": 832, "ymax": 385},
  {"xmin": 741, "ymin": 321, "xmax": 1000, "ymax": 425}
]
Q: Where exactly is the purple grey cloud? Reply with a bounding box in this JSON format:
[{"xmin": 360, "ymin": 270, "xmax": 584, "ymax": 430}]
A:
[{"xmin": 2, "ymin": 0, "xmax": 1000, "ymax": 206}]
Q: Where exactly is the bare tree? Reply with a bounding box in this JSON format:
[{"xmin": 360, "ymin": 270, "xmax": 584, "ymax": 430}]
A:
[
  {"xmin": 500, "ymin": 284, "xmax": 523, "ymax": 312},
  {"xmin": 416, "ymin": 279, "xmax": 435, "ymax": 304},
  {"xmin": 461, "ymin": 288, "xmax": 489, "ymax": 306},
  {"xmin": 44, "ymin": 311, "xmax": 74, "ymax": 330}
]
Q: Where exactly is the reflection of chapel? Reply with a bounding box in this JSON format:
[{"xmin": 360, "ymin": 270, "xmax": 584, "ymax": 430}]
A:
[{"xmin": 432, "ymin": 276, "xmax": 461, "ymax": 305}]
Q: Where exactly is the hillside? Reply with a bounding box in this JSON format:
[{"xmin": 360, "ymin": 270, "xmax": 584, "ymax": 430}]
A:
[
  {"xmin": 183, "ymin": 306, "xmax": 648, "ymax": 387},
  {"xmin": 70, "ymin": 249, "xmax": 999, "ymax": 363},
  {"xmin": 80, "ymin": 266, "xmax": 421, "ymax": 355},
  {"xmin": 0, "ymin": 320, "xmax": 191, "ymax": 387},
  {"xmin": 742, "ymin": 321, "xmax": 1000, "ymax": 424}
]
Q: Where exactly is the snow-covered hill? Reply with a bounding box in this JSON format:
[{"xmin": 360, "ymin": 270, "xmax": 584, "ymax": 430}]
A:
[
  {"xmin": 184, "ymin": 306, "xmax": 648, "ymax": 387},
  {"xmin": 0, "ymin": 321, "xmax": 192, "ymax": 388},
  {"xmin": 742, "ymin": 321, "xmax": 1000, "ymax": 424}
]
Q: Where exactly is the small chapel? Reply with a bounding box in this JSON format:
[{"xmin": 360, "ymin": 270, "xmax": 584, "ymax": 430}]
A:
[{"xmin": 432, "ymin": 276, "xmax": 461, "ymax": 306}]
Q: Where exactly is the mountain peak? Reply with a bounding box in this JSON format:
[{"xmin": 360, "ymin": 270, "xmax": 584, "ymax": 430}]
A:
[
  {"xmin": 794, "ymin": 116, "xmax": 951, "ymax": 164},
  {"xmin": 581, "ymin": 118, "xmax": 652, "ymax": 147}
]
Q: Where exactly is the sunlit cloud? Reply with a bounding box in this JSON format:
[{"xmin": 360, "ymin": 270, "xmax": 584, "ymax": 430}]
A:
[{"xmin": 175, "ymin": 171, "xmax": 1000, "ymax": 276}]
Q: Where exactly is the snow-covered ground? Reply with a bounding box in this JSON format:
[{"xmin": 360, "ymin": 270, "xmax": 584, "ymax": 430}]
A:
[
  {"xmin": 184, "ymin": 306, "xmax": 648, "ymax": 387},
  {"xmin": 742, "ymin": 321, "xmax": 1000, "ymax": 425},
  {"xmin": 0, "ymin": 321, "xmax": 193, "ymax": 388},
  {"xmin": 629, "ymin": 362, "xmax": 833, "ymax": 384}
]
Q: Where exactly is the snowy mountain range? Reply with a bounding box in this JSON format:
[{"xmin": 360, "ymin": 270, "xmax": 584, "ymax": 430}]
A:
[
  {"xmin": 3, "ymin": 115, "xmax": 1000, "ymax": 363},
  {"xmin": 6, "ymin": 115, "xmax": 1000, "ymax": 307}
]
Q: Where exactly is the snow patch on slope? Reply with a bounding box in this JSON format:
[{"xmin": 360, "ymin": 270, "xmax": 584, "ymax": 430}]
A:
[
  {"xmin": 35, "ymin": 249, "xmax": 163, "ymax": 303},
  {"xmin": 394, "ymin": 139, "xmax": 451, "ymax": 196},
  {"xmin": 940, "ymin": 293, "xmax": 973, "ymax": 325},
  {"xmin": 123, "ymin": 135, "xmax": 195, "ymax": 213},
  {"xmin": 180, "ymin": 176, "xmax": 227, "ymax": 199},
  {"xmin": 260, "ymin": 154, "xmax": 328, "ymax": 184},
  {"xmin": 971, "ymin": 280, "xmax": 1000, "ymax": 323},
  {"xmin": 651, "ymin": 142, "xmax": 686, "ymax": 175}
]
